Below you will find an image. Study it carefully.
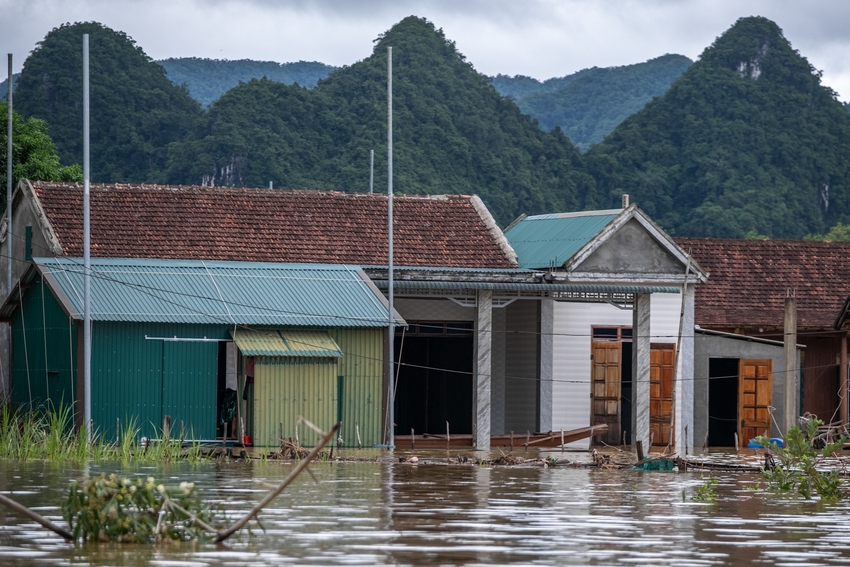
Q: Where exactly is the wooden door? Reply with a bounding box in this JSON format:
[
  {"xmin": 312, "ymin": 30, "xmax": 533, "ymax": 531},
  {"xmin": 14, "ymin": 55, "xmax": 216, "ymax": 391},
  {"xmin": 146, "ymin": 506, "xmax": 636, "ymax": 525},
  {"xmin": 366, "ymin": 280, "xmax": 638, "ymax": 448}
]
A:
[
  {"xmin": 591, "ymin": 342, "xmax": 621, "ymax": 444},
  {"xmin": 739, "ymin": 359, "xmax": 773, "ymax": 443},
  {"xmin": 650, "ymin": 344, "xmax": 675, "ymax": 446}
]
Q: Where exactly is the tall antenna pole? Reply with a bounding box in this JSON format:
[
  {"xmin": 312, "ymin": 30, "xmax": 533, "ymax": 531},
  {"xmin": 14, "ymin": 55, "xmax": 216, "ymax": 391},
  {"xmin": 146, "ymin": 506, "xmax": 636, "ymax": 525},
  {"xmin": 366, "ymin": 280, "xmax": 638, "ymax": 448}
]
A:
[
  {"xmin": 386, "ymin": 46, "xmax": 395, "ymax": 449},
  {"xmin": 83, "ymin": 34, "xmax": 92, "ymax": 436},
  {"xmin": 6, "ymin": 54, "xmax": 12, "ymax": 299},
  {"xmin": 369, "ymin": 149, "xmax": 374, "ymax": 194}
]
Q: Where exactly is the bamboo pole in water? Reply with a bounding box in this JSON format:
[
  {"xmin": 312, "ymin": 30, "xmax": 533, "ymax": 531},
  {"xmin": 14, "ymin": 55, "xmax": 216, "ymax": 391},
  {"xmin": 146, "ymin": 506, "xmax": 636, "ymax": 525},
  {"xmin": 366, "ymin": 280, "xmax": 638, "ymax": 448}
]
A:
[
  {"xmin": 214, "ymin": 422, "xmax": 340, "ymax": 543},
  {"xmin": 0, "ymin": 493, "xmax": 73, "ymax": 541}
]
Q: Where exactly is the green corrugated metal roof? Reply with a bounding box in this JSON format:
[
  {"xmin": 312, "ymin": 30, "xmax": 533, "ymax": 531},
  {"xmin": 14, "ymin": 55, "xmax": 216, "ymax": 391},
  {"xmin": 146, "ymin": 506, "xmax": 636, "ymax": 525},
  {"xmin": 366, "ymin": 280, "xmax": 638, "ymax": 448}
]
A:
[
  {"xmin": 231, "ymin": 329, "xmax": 343, "ymax": 357},
  {"xmin": 33, "ymin": 257, "xmax": 395, "ymax": 327},
  {"xmin": 504, "ymin": 210, "xmax": 620, "ymax": 269}
]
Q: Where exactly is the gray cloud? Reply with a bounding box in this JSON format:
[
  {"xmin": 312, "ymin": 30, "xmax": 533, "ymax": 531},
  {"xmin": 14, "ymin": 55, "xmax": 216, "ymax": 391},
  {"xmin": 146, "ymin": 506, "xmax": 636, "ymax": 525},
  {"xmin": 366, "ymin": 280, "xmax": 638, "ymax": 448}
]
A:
[{"xmin": 1, "ymin": 0, "xmax": 849, "ymax": 98}]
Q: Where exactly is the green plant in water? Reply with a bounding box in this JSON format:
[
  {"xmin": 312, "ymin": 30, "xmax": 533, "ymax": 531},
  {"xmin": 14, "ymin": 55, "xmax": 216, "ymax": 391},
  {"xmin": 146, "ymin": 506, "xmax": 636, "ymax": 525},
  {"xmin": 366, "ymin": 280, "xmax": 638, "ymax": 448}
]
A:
[
  {"xmin": 61, "ymin": 473, "xmax": 222, "ymax": 542},
  {"xmin": 756, "ymin": 417, "xmax": 847, "ymax": 501},
  {"xmin": 693, "ymin": 474, "xmax": 718, "ymax": 502}
]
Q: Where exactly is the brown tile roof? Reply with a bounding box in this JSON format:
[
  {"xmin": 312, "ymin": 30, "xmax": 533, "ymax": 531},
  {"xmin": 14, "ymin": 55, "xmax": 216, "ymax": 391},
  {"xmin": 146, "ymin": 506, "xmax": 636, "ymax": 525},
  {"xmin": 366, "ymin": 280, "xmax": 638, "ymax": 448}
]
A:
[
  {"xmin": 30, "ymin": 182, "xmax": 517, "ymax": 269},
  {"xmin": 675, "ymin": 237, "xmax": 850, "ymax": 330}
]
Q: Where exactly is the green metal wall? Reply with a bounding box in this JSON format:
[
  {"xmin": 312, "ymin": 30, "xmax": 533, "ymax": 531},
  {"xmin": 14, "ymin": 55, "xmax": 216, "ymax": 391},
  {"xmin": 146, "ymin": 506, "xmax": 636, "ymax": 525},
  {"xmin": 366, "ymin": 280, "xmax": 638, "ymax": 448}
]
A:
[
  {"xmin": 91, "ymin": 322, "xmax": 226, "ymax": 440},
  {"xmin": 11, "ymin": 275, "xmax": 77, "ymax": 414}
]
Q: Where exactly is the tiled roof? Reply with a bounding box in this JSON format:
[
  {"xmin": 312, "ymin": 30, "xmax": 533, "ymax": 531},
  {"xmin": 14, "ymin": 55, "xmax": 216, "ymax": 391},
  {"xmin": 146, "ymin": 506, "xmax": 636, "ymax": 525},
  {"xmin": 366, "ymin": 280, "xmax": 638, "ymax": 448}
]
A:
[
  {"xmin": 675, "ymin": 237, "xmax": 850, "ymax": 330},
  {"xmin": 29, "ymin": 182, "xmax": 516, "ymax": 269}
]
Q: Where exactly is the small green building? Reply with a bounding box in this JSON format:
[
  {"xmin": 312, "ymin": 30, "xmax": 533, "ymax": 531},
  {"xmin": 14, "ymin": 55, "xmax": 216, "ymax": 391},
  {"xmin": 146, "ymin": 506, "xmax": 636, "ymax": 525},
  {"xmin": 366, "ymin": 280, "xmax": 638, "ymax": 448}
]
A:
[{"xmin": 0, "ymin": 257, "xmax": 398, "ymax": 446}]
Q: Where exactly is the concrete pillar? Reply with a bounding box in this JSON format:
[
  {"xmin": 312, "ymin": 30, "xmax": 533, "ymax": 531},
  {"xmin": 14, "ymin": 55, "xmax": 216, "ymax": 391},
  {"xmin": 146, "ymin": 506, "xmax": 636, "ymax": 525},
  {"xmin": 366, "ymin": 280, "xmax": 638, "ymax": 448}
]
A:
[
  {"xmin": 784, "ymin": 296, "xmax": 798, "ymax": 432},
  {"xmin": 539, "ymin": 298, "xmax": 554, "ymax": 433},
  {"xmin": 675, "ymin": 285, "xmax": 695, "ymax": 454},
  {"xmin": 474, "ymin": 289, "xmax": 492, "ymax": 450},
  {"xmin": 632, "ymin": 293, "xmax": 651, "ymax": 451}
]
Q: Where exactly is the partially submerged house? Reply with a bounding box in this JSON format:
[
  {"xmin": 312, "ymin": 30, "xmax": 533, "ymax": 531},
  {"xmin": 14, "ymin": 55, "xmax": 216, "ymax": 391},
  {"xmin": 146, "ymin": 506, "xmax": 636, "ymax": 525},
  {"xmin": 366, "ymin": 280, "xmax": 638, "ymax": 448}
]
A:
[
  {"xmin": 1, "ymin": 180, "xmax": 709, "ymax": 450},
  {"xmin": 504, "ymin": 207, "xmax": 708, "ymax": 451},
  {"xmin": 0, "ymin": 257, "xmax": 398, "ymax": 446},
  {"xmin": 678, "ymin": 238, "xmax": 847, "ymax": 435}
]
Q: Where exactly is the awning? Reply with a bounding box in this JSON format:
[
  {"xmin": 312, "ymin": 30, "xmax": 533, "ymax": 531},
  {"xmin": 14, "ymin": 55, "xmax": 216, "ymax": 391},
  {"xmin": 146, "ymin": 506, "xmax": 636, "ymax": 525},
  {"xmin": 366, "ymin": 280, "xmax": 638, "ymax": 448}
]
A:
[
  {"xmin": 230, "ymin": 329, "xmax": 343, "ymax": 357},
  {"xmin": 373, "ymin": 280, "xmax": 679, "ymax": 294}
]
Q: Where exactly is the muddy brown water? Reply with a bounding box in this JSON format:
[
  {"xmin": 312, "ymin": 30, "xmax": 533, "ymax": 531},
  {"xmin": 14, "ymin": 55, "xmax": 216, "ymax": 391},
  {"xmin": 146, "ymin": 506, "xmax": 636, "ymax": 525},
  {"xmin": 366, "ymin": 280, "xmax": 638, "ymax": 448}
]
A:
[{"xmin": 2, "ymin": 449, "xmax": 850, "ymax": 566}]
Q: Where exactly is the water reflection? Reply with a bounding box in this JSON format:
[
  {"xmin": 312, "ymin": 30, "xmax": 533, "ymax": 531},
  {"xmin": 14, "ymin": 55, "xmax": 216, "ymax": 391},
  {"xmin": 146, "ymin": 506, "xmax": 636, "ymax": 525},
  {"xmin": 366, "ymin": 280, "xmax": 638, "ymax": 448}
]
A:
[{"xmin": 2, "ymin": 458, "xmax": 850, "ymax": 565}]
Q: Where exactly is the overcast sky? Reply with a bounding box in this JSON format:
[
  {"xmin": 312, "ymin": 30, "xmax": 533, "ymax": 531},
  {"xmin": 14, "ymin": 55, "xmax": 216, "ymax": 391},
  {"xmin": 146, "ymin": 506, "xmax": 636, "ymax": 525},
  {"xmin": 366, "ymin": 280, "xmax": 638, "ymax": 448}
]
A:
[{"xmin": 3, "ymin": 0, "xmax": 850, "ymax": 100}]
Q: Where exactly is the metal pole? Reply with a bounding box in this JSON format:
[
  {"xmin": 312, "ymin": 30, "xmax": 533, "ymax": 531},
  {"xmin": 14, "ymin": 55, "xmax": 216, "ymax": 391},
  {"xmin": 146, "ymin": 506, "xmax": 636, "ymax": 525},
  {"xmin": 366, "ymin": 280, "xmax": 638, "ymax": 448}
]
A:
[
  {"xmin": 6, "ymin": 54, "xmax": 12, "ymax": 299},
  {"xmin": 83, "ymin": 34, "xmax": 92, "ymax": 437},
  {"xmin": 386, "ymin": 46, "xmax": 394, "ymax": 449},
  {"xmin": 369, "ymin": 149, "xmax": 374, "ymax": 194}
]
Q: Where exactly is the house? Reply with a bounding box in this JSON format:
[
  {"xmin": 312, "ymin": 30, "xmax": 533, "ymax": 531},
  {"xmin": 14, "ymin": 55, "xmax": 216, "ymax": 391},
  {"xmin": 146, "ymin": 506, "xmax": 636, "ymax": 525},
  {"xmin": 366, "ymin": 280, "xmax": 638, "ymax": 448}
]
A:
[
  {"xmin": 504, "ymin": 206, "xmax": 708, "ymax": 451},
  {"xmin": 0, "ymin": 257, "xmax": 399, "ymax": 446},
  {"xmin": 2, "ymin": 180, "xmax": 705, "ymax": 451},
  {"xmin": 677, "ymin": 238, "xmax": 849, "ymax": 434}
]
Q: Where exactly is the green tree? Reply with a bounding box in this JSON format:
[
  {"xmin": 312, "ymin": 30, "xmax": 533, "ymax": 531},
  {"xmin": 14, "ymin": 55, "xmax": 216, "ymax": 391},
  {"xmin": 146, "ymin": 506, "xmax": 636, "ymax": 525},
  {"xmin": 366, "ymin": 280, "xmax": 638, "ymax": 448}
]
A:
[
  {"xmin": 585, "ymin": 16, "xmax": 850, "ymax": 239},
  {"xmin": 14, "ymin": 22, "xmax": 201, "ymax": 183},
  {"xmin": 0, "ymin": 101, "xmax": 82, "ymax": 208}
]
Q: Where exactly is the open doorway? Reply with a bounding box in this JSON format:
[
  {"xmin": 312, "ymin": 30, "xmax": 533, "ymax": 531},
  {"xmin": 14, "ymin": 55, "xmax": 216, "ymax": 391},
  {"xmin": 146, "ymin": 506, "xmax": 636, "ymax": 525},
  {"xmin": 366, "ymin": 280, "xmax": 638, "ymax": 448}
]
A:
[
  {"xmin": 393, "ymin": 321, "xmax": 474, "ymax": 436},
  {"xmin": 708, "ymin": 358, "xmax": 738, "ymax": 447}
]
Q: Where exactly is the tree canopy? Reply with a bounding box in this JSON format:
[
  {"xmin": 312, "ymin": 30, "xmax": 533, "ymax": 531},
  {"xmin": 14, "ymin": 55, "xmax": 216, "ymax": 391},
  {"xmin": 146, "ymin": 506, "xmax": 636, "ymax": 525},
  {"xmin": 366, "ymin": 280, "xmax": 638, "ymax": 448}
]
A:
[
  {"xmin": 585, "ymin": 16, "xmax": 850, "ymax": 238},
  {"xmin": 14, "ymin": 22, "xmax": 202, "ymax": 183},
  {"xmin": 166, "ymin": 16, "xmax": 594, "ymax": 225},
  {"xmin": 0, "ymin": 102, "xmax": 82, "ymax": 209}
]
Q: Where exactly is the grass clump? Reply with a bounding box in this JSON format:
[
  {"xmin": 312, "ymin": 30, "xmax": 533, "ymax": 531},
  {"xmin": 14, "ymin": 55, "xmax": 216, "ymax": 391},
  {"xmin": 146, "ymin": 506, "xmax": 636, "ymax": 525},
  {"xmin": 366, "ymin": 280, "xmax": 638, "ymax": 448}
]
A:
[
  {"xmin": 62, "ymin": 473, "xmax": 221, "ymax": 542},
  {"xmin": 757, "ymin": 417, "xmax": 847, "ymax": 501}
]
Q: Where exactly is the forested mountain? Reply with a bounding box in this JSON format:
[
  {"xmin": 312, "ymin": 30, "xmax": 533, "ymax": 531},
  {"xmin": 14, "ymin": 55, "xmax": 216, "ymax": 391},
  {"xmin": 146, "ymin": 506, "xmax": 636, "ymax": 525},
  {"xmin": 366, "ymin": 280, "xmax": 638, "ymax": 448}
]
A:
[
  {"xmin": 166, "ymin": 17, "xmax": 594, "ymax": 225},
  {"xmin": 0, "ymin": 74, "xmax": 19, "ymax": 101},
  {"xmin": 158, "ymin": 58, "xmax": 337, "ymax": 107},
  {"xmin": 14, "ymin": 22, "xmax": 202, "ymax": 183},
  {"xmin": 495, "ymin": 55, "xmax": 692, "ymax": 148},
  {"xmin": 585, "ymin": 17, "xmax": 850, "ymax": 238}
]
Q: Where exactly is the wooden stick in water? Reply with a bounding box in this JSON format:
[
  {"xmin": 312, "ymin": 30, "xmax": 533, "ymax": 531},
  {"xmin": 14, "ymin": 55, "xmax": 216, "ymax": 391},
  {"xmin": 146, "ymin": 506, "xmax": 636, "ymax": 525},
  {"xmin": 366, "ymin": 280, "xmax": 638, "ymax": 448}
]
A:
[
  {"xmin": 214, "ymin": 422, "xmax": 341, "ymax": 543},
  {"xmin": 356, "ymin": 422, "xmax": 362, "ymax": 449},
  {"xmin": 446, "ymin": 421, "xmax": 450, "ymax": 450},
  {"xmin": 411, "ymin": 428, "xmax": 415, "ymax": 450},
  {"xmin": 0, "ymin": 492, "xmax": 73, "ymax": 541}
]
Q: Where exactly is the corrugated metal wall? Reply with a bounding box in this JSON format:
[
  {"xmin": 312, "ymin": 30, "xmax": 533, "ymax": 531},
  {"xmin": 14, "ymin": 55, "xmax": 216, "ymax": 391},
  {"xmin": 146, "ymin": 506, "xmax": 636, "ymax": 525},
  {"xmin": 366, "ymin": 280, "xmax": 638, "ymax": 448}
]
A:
[
  {"xmin": 91, "ymin": 322, "xmax": 226, "ymax": 440},
  {"xmin": 800, "ymin": 336, "xmax": 841, "ymax": 421},
  {"xmin": 254, "ymin": 358, "xmax": 338, "ymax": 447},
  {"xmin": 11, "ymin": 275, "xmax": 77, "ymax": 413},
  {"xmin": 329, "ymin": 328, "xmax": 383, "ymax": 448},
  {"xmin": 504, "ymin": 300, "xmax": 539, "ymax": 433}
]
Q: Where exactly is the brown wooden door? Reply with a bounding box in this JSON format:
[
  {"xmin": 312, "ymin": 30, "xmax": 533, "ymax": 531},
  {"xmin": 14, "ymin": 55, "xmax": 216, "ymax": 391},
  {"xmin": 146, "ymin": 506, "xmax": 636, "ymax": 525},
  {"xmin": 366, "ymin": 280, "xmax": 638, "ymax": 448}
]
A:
[
  {"xmin": 650, "ymin": 344, "xmax": 675, "ymax": 446},
  {"xmin": 591, "ymin": 342, "xmax": 621, "ymax": 444},
  {"xmin": 739, "ymin": 359, "xmax": 773, "ymax": 442}
]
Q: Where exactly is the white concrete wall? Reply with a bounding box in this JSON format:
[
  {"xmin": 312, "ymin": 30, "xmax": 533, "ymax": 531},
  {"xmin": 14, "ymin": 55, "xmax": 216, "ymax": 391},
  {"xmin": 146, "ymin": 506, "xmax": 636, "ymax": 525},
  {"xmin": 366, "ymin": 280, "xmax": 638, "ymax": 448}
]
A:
[{"xmin": 551, "ymin": 291, "xmax": 683, "ymax": 448}]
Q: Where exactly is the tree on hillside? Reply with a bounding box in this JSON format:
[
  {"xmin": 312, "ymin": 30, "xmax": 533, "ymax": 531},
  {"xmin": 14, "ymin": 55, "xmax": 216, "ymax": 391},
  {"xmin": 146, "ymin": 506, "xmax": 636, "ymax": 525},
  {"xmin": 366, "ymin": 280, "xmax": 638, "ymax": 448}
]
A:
[
  {"xmin": 0, "ymin": 102, "xmax": 82, "ymax": 208},
  {"xmin": 14, "ymin": 22, "xmax": 201, "ymax": 183},
  {"xmin": 167, "ymin": 17, "xmax": 593, "ymax": 225},
  {"xmin": 585, "ymin": 17, "xmax": 850, "ymax": 239}
]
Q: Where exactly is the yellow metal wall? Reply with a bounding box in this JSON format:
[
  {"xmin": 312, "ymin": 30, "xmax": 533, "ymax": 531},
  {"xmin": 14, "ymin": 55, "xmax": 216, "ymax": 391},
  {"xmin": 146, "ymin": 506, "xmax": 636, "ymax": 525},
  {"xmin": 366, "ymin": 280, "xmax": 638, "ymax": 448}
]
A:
[
  {"xmin": 254, "ymin": 358, "xmax": 338, "ymax": 447},
  {"xmin": 329, "ymin": 328, "xmax": 383, "ymax": 447},
  {"xmin": 251, "ymin": 328, "xmax": 383, "ymax": 448}
]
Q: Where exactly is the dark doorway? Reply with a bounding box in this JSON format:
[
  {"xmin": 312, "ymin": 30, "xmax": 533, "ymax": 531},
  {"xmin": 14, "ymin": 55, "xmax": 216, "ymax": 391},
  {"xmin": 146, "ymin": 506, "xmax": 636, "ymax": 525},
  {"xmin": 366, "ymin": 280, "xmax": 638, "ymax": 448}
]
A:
[
  {"xmin": 620, "ymin": 341, "xmax": 633, "ymax": 445},
  {"xmin": 393, "ymin": 323, "xmax": 473, "ymax": 436},
  {"xmin": 708, "ymin": 358, "xmax": 739, "ymax": 447}
]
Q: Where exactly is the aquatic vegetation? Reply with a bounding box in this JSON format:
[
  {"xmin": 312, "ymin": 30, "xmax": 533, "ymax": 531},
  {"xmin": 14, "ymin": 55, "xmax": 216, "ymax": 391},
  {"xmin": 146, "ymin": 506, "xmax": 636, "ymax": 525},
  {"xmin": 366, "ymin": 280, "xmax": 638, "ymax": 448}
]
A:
[
  {"xmin": 757, "ymin": 417, "xmax": 847, "ymax": 501},
  {"xmin": 61, "ymin": 473, "xmax": 221, "ymax": 543},
  {"xmin": 693, "ymin": 474, "xmax": 718, "ymax": 502}
]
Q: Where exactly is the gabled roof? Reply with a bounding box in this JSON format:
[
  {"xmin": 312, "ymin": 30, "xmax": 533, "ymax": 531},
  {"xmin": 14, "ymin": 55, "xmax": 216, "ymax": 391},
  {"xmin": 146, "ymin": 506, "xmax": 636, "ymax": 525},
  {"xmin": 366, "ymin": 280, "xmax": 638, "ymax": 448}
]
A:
[
  {"xmin": 504, "ymin": 210, "xmax": 620, "ymax": 269},
  {"xmin": 677, "ymin": 237, "xmax": 850, "ymax": 330},
  {"xmin": 505, "ymin": 205, "xmax": 706, "ymax": 283},
  {"xmin": 23, "ymin": 181, "xmax": 517, "ymax": 269},
  {"xmin": 1, "ymin": 257, "xmax": 403, "ymax": 327}
]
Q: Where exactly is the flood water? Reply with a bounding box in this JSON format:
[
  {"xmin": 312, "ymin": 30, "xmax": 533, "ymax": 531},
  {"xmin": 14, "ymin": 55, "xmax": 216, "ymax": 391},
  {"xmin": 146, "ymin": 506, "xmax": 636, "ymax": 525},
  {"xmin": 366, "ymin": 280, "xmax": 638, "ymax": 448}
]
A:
[{"xmin": 2, "ymin": 450, "xmax": 850, "ymax": 566}]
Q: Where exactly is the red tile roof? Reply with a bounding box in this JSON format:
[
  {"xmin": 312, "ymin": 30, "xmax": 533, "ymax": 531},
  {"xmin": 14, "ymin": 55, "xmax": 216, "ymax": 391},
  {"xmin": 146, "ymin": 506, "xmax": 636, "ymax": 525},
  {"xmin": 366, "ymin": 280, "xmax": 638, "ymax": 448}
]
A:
[
  {"xmin": 675, "ymin": 237, "xmax": 850, "ymax": 330},
  {"xmin": 30, "ymin": 182, "xmax": 517, "ymax": 269}
]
